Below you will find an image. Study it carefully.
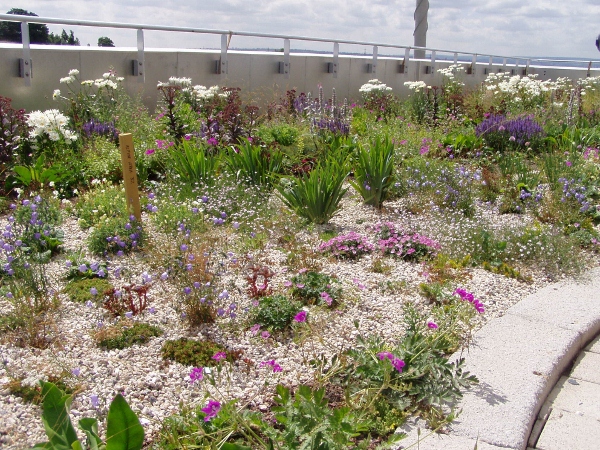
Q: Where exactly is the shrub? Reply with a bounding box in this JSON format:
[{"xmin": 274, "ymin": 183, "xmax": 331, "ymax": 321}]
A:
[
  {"xmin": 251, "ymin": 294, "xmax": 301, "ymax": 331},
  {"xmin": 12, "ymin": 194, "xmax": 64, "ymax": 256},
  {"xmin": 270, "ymin": 123, "xmax": 299, "ymax": 146},
  {"xmin": 63, "ymin": 278, "xmax": 113, "ymax": 303},
  {"xmin": 87, "ymin": 214, "xmax": 145, "ymax": 255},
  {"xmin": 94, "ymin": 321, "xmax": 163, "ymax": 350},
  {"xmin": 290, "ymin": 271, "xmax": 341, "ymax": 307},
  {"xmin": 161, "ymin": 338, "xmax": 241, "ymax": 367},
  {"xmin": 373, "ymin": 222, "xmax": 441, "ymax": 261},
  {"xmin": 74, "ymin": 182, "xmax": 128, "ymax": 229},
  {"xmin": 318, "ymin": 231, "xmax": 374, "ymax": 259}
]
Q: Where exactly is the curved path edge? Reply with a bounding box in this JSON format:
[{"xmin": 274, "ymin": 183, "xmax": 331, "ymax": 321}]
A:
[{"xmin": 397, "ymin": 266, "xmax": 600, "ymax": 450}]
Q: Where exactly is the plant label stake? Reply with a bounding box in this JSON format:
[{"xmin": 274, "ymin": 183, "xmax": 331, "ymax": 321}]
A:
[{"xmin": 119, "ymin": 133, "xmax": 141, "ymax": 221}]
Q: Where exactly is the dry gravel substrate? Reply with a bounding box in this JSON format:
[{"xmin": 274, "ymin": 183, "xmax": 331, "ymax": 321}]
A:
[{"xmin": 1, "ymin": 191, "xmax": 597, "ymax": 449}]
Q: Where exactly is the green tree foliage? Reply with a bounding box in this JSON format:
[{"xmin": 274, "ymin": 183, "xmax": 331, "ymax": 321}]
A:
[
  {"xmin": 0, "ymin": 9, "xmax": 49, "ymax": 43},
  {"xmin": 98, "ymin": 36, "xmax": 115, "ymax": 47},
  {"xmin": 0, "ymin": 9, "xmax": 79, "ymax": 45}
]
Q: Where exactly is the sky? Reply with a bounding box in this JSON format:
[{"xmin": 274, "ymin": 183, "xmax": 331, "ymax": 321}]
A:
[{"xmin": 3, "ymin": 1, "xmax": 600, "ymax": 59}]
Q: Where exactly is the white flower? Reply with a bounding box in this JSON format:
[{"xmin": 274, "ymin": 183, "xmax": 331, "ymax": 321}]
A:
[
  {"xmin": 81, "ymin": 80, "xmax": 94, "ymax": 86},
  {"xmin": 68, "ymin": 69, "xmax": 79, "ymax": 77},
  {"xmin": 60, "ymin": 77, "xmax": 73, "ymax": 84},
  {"xmin": 52, "ymin": 89, "xmax": 61, "ymax": 100}
]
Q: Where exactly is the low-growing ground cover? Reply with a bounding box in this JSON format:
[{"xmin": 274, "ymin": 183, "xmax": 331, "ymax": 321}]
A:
[{"xmin": 0, "ymin": 67, "xmax": 599, "ymax": 449}]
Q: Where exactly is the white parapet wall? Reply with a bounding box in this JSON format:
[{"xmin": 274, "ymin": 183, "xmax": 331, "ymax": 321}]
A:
[{"xmin": 1, "ymin": 43, "xmax": 599, "ymax": 112}]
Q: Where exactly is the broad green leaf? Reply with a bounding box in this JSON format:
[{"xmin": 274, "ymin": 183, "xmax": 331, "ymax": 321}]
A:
[
  {"xmin": 105, "ymin": 394, "xmax": 144, "ymax": 450},
  {"xmin": 79, "ymin": 418, "xmax": 102, "ymax": 450},
  {"xmin": 39, "ymin": 381, "xmax": 80, "ymax": 449}
]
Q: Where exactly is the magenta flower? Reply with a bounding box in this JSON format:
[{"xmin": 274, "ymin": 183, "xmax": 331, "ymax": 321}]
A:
[
  {"xmin": 212, "ymin": 352, "xmax": 227, "ymax": 361},
  {"xmin": 201, "ymin": 399, "xmax": 221, "ymax": 422},
  {"xmin": 145, "ymin": 148, "xmax": 155, "ymax": 155},
  {"xmin": 260, "ymin": 359, "xmax": 283, "ymax": 373},
  {"xmin": 189, "ymin": 367, "xmax": 203, "ymax": 383},
  {"xmin": 378, "ymin": 352, "xmax": 405, "ymax": 373},
  {"xmin": 250, "ymin": 323, "xmax": 261, "ymax": 335},
  {"xmin": 320, "ymin": 291, "xmax": 333, "ymax": 306},
  {"xmin": 261, "ymin": 330, "xmax": 271, "ymax": 339},
  {"xmin": 427, "ymin": 321, "xmax": 438, "ymax": 329},
  {"xmin": 294, "ymin": 311, "xmax": 307, "ymax": 323}
]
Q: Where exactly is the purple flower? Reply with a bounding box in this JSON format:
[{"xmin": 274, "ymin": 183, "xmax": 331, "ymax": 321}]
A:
[
  {"xmin": 427, "ymin": 321, "xmax": 438, "ymax": 329},
  {"xmin": 212, "ymin": 352, "xmax": 227, "ymax": 361},
  {"xmin": 261, "ymin": 360, "xmax": 283, "ymax": 373},
  {"xmin": 189, "ymin": 367, "xmax": 203, "ymax": 383},
  {"xmin": 71, "ymin": 368, "xmax": 81, "ymax": 376},
  {"xmin": 294, "ymin": 311, "xmax": 307, "ymax": 323},
  {"xmin": 261, "ymin": 330, "xmax": 271, "ymax": 339},
  {"xmin": 125, "ymin": 311, "xmax": 133, "ymax": 319},
  {"xmin": 250, "ymin": 323, "xmax": 261, "ymax": 335},
  {"xmin": 183, "ymin": 287, "xmax": 192, "ymax": 295},
  {"xmin": 201, "ymin": 399, "xmax": 221, "ymax": 421},
  {"xmin": 320, "ymin": 291, "xmax": 333, "ymax": 306},
  {"xmin": 90, "ymin": 395, "xmax": 100, "ymax": 408}
]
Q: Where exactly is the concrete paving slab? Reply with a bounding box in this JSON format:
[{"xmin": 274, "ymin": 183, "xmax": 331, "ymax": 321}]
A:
[
  {"xmin": 585, "ymin": 335, "xmax": 600, "ymax": 354},
  {"xmin": 570, "ymin": 351, "xmax": 600, "ymax": 384},
  {"xmin": 507, "ymin": 268, "xmax": 600, "ymax": 346},
  {"xmin": 447, "ymin": 314, "xmax": 580, "ymax": 449},
  {"xmin": 544, "ymin": 376, "xmax": 600, "ymax": 420},
  {"xmin": 535, "ymin": 408, "xmax": 600, "ymax": 450},
  {"xmin": 396, "ymin": 432, "xmax": 505, "ymax": 450}
]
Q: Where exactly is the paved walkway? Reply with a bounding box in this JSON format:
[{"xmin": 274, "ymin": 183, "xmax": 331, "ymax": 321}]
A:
[{"xmin": 397, "ymin": 267, "xmax": 600, "ymax": 450}]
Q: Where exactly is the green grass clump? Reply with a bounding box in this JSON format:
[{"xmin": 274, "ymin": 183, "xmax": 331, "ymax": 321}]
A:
[
  {"xmin": 161, "ymin": 338, "xmax": 241, "ymax": 367},
  {"xmin": 94, "ymin": 322, "xmax": 163, "ymax": 350},
  {"xmin": 63, "ymin": 278, "xmax": 113, "ymax": 303}
]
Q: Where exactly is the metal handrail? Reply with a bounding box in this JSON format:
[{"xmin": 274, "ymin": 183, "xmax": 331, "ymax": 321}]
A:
[{"xmin": 2, "ymin": 13, "xmax": 600, "ymax": 86}]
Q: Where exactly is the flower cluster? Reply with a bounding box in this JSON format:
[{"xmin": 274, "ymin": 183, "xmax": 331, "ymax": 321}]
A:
[
  {"xmin": 201, "ymin": 399, "xmax": 221, "ymax": 422},
  {"xmin": 404, "ymin": 81, "xmax": 429, "ymax": 92},
  {"xmin": 359, "ymin": 79, "xmax": 392, "ymax": 96},
  {"xmin": 191, "ymin": 85, "xmax": 227, "ymax": 101},
  {"xmin": 82, "ymin": 119, "xmax": 119, "ymax": 143},
  {"xmin": 377, "ymin": 352, "xmax": 405, "ymax": 373},
  {"xmin": 157, "ymin": 77, "xmax": 192, "ymax": 88},
  {"xmin": 373, "ymin": 222, "xmax": 440, "ymax": 261},
  {"xmin": 260, "ymin": 359, "xmax": 283, "ymax": 372},
  {"xmin": 475, "ymin": 114, "xmax": 544, "ymax": 147},
  {"xmin": 318, "ymin": 231, "xmax": 374, "ymax": 259},
  {"xmin": 454, "ymin": 288, "xmax": 485, "ymax": 313},
  {"xmin": 483, "ymin": 72, "xmax": 562, "ymax": 108},
  {"xmin": 559, "ymin": 178, "xmax": 593, "ymax": 213},
  {"xmin": 27, "ymin": 109, "xmax": 78, "ymax": 142}
]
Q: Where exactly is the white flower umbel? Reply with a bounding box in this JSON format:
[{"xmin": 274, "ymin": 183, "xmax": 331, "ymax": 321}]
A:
[
  {"xmin": 404, "ymin": 80, "xmax": 428, "ymax": 92},
  {"xmin": 27, "ymin": 109, "xmax": 78, "ymax": 143}
]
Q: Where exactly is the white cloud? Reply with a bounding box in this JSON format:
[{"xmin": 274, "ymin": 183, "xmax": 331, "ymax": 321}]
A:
[{"xmin": 5, "ymin": 0, "xmax": 600, "ymax": 57}]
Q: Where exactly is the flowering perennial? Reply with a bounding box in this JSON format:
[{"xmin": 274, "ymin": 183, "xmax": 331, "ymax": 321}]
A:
[
  {"xmin": 318, "ymin": 231, "xmax": 374, "ymax": 259},
  {"xmin": 454, "ymin": 288, "xmax": 485, "ymax": 313},
  {"xmin": 373, "ymin": 222, "xmax": 440, "ymax": 261},
  {"xmin": 377, "ymin": 352, "xmax": 405, "ymax": 373},
  {"xmin": 27, "ymin": 109, "xmax": 78, "ymax": 142},
  {"xmin": 201, "ymin": 399, "xmax": 221, "ymax": 422}
]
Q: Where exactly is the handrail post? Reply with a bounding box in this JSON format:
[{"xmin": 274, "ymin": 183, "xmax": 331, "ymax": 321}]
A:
[
  {"xmin": 136, "ymin": 29, "xmax": 145, "ymax": 83},
  {"xmin": 20, "ymin": 21, "xmax": 32, "ymax": 86},
  {"xmin": 283, "ymin": 38, "xmax": 290, "ymax": 79},
  {"xmin": 220, "ymin": 33, "xmax": 228, "ymax": 76},
  {"xmin": 332, "ymin": 42, "xmax": 339, "ymax": 78},
  {"xmin": 471, "ymin": 54, "xmax": 477, "ymax": 75},
  {"xmin": 430, "ymin": 50, "xmax": 436, "ymax": 73},
  {"xmin": 372, "ymin": 45, "xmax": 378, "ymax": 75}
]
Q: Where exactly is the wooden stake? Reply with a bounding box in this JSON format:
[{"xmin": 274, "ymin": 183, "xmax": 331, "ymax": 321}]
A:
[{"xmin": 118, "ymin": 133, "xmax": 141, "ymax": 221}]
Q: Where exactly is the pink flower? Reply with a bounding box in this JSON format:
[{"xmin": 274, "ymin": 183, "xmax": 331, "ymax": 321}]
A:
[
  {"xmin": 565, "ymin": 161, "xmax": 572, "ymax": 167},
  {"xmin": 260, "ymin": 359, "xmax": 283, "ymax": 373},
  {"xmin": 201, "ymin": 399, "xmax": 221, "ymax": 421},
  {"xmin": 145, "ymin": 148, "xmax": 155, "ymax": 155},
  {"xmin": 189, "ymin": 367, "xmax": 203, "ymax": 382},
  {"xmin": 320, "ymin": 291, "xmax": 333, "ymax": 306},
  {"xmin": 427, "ymin": 321, "xmax": 438, "ymax": 329},
  {"xmin": 250, "ymin": 323, "xmax": 261, "ymax": 335},
  {"xmin": 294, "ymin": 311, "xmax": 307, "ymax": 322},
  {"xmin": 212, "ymin": 352, "xmax": 227, "ymax": 361},
  {"xmin": 261, "ymin": 330, "xmax": 271, "ymax": 339}
]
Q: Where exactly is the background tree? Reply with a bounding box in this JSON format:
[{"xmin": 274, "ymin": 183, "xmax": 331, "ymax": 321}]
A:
[
  {"xmin": 48, "ymin": 29, "xmax": 80, "ymax": 45},
  {"xmin": 98, "ymin": 36, "xmax": 115, "ymax": 47},
  {"xmin": 0, "ymin": 8, "xmax": 50, "ymax": 43}
]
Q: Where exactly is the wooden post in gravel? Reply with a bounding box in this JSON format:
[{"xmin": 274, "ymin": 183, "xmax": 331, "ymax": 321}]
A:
[{"xmin": 119, "ymin": 133, "xmax": 142, "ymax": 221}]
